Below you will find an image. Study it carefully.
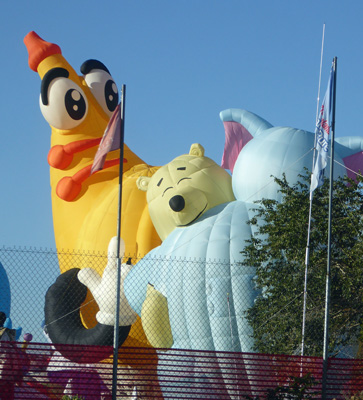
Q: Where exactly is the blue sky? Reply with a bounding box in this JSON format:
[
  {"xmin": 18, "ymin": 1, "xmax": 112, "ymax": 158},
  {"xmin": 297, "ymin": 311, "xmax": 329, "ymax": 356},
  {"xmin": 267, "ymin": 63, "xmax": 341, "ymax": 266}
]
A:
[
  {"xmin": 0, "ymin": 1, "xmax": 362, "ymax": 340},
  {"xmin": 1, "ymin": 1, "xmax": 362, "ymax": 249}
]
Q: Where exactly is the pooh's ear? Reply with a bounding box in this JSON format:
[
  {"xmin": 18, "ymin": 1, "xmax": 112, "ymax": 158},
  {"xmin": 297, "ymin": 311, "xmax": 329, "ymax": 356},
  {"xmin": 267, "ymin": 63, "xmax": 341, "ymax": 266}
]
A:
[
  {"xmin": 189, "ymin": 143, "xmax": 205, "ymax": 157},
  {"xmin": 137, "ymin": 176, "xmax": 151, "ymax": 192}
]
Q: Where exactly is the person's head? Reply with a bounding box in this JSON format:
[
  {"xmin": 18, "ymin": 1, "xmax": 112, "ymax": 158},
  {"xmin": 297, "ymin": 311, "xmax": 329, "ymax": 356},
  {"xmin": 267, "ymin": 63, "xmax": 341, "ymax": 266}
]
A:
[{"xmin": 0, "ymin": 312, "xmax": 6, "ymax": 327}]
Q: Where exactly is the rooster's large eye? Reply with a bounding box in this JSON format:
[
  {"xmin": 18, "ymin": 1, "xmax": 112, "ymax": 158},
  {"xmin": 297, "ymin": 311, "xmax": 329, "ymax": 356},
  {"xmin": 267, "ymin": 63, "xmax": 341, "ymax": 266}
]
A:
[
  {"xmin": 40, "ymin": 77, "xmax": 88, "ymax": 130},
  {"xmin": 84, "ymin": 69, "xmax": 119, "ymax": 117}
]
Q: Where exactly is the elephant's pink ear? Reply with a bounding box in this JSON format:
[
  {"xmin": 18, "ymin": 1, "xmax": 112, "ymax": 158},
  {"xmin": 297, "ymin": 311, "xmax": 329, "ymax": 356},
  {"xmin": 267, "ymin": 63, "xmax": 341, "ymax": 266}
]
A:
[
  {"xmin": 343, "ymin": 151, "xmax": 363, "ymax": 180},
  {"xmin": 221, "ymin": 121, "xmax": 253, "ymax": 173},
  {"xmin": 220, "ymin": 109, "xmax": 273, "ymax": 173}
]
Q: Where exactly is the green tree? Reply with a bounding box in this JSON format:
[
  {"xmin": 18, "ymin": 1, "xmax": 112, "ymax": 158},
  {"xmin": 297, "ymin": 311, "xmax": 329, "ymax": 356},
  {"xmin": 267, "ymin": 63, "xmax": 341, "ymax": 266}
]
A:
[
  {"xmin": 243, "ymin": 373, "xmax": 318, "ymax": 399},
  {"xmin": 241, "ymin": 170, "xmax": 363, "ymax": 356}
]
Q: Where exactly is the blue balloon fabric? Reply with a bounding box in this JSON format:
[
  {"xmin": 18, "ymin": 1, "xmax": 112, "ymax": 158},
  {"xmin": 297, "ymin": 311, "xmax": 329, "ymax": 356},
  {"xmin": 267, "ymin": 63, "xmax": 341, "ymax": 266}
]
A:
[
  {"xmin": 222, "ymin": 109, "xmax": 356, "ymax": 203},
  {"xmin": 125, "ymin": 108, "xmax": 363, "ymax": 355},
  {"xmin": 0, "ymin": 262, "xmax": 11, "ymax": 320},
  {"xmin": 0, "ymin": 262, "xmax": 22, "ymax": 338},
  {"xmin": 125, "ymin": 201, "xmax": 259, "ymax": 353}
]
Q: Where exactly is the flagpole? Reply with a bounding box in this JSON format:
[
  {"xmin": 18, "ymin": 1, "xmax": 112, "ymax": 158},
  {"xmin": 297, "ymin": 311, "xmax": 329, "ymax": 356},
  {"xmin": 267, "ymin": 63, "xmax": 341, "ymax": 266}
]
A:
[
  {"xmin": 301, "ymin": 23, "xmax": 326, "ymax": 358},
  {"xmin": 112, "ymin": 84, "xmax": 126, "ymax": 400},
  {"xmin": 322, "ymin": 57, "xmax": 337, "ymax": 400}
]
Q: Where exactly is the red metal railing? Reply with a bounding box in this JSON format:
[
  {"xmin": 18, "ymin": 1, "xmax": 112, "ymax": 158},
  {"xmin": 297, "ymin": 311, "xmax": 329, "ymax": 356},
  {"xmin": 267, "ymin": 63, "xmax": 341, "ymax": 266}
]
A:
[{"xmin": 1, "ymin": 341, "xmax": 363, "ymax": 399}]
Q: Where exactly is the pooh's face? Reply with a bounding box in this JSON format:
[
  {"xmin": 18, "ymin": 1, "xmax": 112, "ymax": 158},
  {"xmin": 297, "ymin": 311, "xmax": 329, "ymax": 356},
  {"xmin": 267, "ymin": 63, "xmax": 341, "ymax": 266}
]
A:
[{"xmin": 138, "ymin": 144, "xmax": 235, "ymax": 240}]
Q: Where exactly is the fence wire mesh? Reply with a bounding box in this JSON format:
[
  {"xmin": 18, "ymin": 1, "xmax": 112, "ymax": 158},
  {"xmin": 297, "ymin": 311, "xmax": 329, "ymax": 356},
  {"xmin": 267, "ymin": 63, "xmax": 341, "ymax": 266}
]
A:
[
  {"xmin": 0, "ymin": 246, "xmax": 359, "ymax": 358},
  {"xmin": 0, "ymin": 246, "xmax": 362, "ymax": 398}
]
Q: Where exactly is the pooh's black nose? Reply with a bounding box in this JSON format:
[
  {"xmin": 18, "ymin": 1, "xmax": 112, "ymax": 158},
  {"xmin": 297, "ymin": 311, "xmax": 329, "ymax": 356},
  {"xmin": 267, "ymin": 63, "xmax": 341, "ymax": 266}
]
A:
[{"xmin": 169, "ymin": 195, "xmax": 185, "ymax": 212}]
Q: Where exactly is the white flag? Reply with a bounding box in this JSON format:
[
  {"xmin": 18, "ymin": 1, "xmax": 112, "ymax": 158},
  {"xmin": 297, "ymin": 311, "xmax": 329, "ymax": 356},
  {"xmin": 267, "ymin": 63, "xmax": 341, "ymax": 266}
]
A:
[{"xmin": 310, "ymin": 66, "xmax": 334, "ymax": 193}]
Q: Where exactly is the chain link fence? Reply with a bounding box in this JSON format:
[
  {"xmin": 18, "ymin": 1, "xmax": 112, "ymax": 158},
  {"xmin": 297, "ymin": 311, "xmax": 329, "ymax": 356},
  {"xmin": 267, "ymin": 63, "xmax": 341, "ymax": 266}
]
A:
[{"xmin": 1, "ymin": 245, "xmax": 358, "ymax": 360}]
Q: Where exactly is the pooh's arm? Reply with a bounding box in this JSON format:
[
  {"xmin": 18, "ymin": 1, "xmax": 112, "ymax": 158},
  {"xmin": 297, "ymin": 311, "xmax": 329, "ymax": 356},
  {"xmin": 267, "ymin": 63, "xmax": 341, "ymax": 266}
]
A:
[{"xmin": 141, "ymin": 284, "xmax": 173, "ymax": 348}]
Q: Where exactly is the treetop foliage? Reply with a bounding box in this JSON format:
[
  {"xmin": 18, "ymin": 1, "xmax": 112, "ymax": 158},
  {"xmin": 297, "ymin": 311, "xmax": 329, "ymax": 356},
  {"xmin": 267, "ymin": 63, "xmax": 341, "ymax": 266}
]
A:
[{"xmin": 241, "ymin": 170, "xmax": 363, "ymax": 356}]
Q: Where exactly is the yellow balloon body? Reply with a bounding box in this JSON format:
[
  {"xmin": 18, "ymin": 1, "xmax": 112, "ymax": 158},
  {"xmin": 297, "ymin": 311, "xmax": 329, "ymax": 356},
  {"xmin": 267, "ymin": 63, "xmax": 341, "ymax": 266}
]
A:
[
  {"xmin": 24, "ymin": 32, "xmax": 162, "ymax": 354},
  {"xmin": 34, "ymin": 52, "xmax": 161, "ymax": 264}
]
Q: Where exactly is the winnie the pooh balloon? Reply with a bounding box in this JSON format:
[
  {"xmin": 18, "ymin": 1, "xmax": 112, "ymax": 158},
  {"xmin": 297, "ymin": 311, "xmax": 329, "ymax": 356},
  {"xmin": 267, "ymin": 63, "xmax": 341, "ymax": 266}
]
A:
[{"xmin": 137, "ymin": 143, "xmax": 235, "ymax": 241}]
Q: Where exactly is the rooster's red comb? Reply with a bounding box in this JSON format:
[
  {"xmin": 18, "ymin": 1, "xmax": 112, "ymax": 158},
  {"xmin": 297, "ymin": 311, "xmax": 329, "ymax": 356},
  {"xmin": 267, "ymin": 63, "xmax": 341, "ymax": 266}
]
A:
[{"xmin": 24, "ymin": 31, "xmax": 62, "ymax": 72}]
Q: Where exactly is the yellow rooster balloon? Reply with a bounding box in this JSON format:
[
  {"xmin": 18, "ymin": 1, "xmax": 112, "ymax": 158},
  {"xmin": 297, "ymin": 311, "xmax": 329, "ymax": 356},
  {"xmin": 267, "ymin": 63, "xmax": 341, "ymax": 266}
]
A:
[
  {"xmin": 24, "ymin": 31, "xmax": 161, "ymax": 263},
  {"xmin": 24, "ymin": 33, "xmax": 163, "ymax": 389}
]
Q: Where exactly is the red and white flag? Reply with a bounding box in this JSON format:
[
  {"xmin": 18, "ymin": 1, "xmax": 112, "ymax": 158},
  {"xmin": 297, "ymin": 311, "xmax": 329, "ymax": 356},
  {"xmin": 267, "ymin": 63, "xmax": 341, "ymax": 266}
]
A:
[
  {"xmin": 310, "ymin": 64, "xmax": 334, "ymax": 194},
  {"xmin": 90, "ymin": 103, "xmax": 122, "ymax": 175}
]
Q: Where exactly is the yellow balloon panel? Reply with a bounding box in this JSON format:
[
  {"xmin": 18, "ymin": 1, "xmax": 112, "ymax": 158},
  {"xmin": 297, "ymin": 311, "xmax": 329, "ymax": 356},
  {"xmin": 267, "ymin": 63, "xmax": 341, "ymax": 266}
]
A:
[{"xmin": 24, "ymin": 31, "xmax": 162, "ymax": 345}]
